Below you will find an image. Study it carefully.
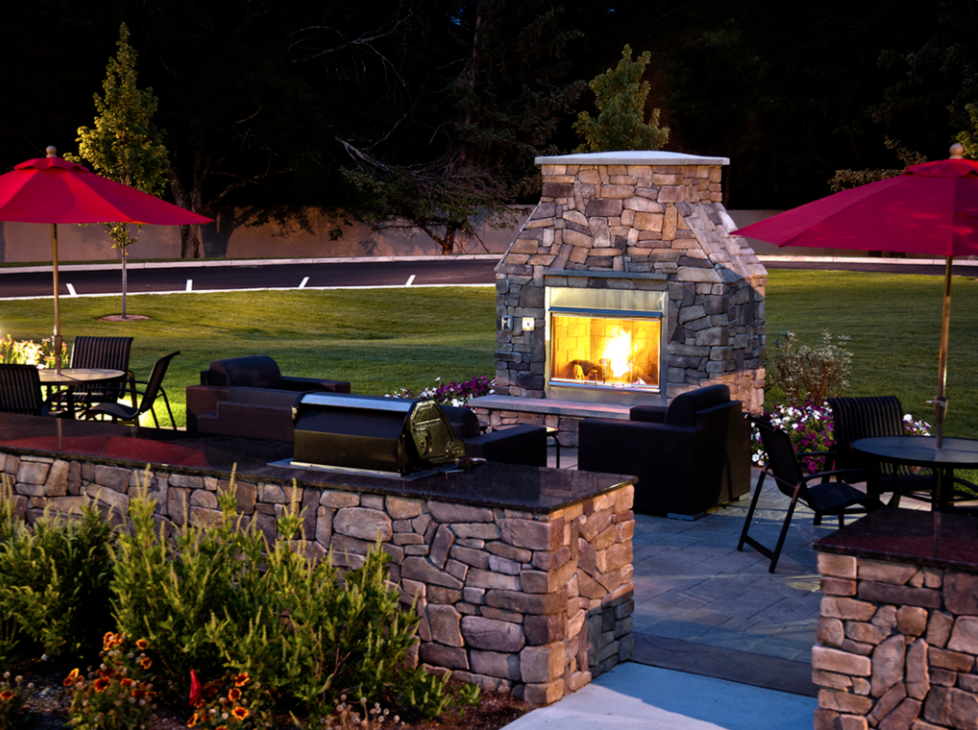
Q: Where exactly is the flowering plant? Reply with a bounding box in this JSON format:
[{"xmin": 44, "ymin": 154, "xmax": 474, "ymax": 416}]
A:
[
  {"xmin": 186, "ymin": 670, "xmax": 273, "ymax": 730},
  {"xmin": 0, "ymin": 334, "xmax": 69, "ymax": 369},
  {"xmin": 386, "ymin": 376, "xmax": 494, "ymax": 408},
  {"xmin": 0, "ymin": 671, "xmax": 29, "ymax": 728},
  {"xmin": 65, "ymin": 632, "xmax": 157, "ymax": 730},
  {"xmin": 751, "ymin": 402, "xmax": 931, "ymax": 473}
]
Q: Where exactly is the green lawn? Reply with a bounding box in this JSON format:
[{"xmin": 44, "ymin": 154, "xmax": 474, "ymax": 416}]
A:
[
  {"xmin": 0, "ymin": 287, "xmax": 497, "ymax": 427},
  {"xmin": 1, "ymin": 269, "xmax": 976, "ymax": 436},
  {"xmin": 765, "ymin": 269, "xmax": 978, "ymax": 436}
]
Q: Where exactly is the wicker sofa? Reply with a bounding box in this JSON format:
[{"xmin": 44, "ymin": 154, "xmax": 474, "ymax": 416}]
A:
[
  {"xmin": 577, "ymin": 384, "xmax": 751, "ymax": 518},
  {"xmin": 185, "ymin": 356, "xmax": 351, "ymax": 439}
]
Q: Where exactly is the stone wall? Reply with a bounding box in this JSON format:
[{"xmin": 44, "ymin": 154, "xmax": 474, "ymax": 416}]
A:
[
  {"xmin": 0, "ymin": 450, "xmax": 634, "ymax": 705},
  {"xmin": 814, "ymin": 552, "xmax": 978, "ymax": 729},
  {"xmin": 494, "ymin": 151, "xmax": 768, "ymax": 414}
]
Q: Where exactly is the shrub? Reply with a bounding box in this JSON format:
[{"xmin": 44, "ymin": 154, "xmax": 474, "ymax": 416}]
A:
[
  {"xmin": 0, "ymin": 483, "xmax": 116, "ymax": 662},
  {"xmin": 771, "ymin": 331, "xmax": 852, "ymax": 407},
  {"xmin": 64, "ymin": 632, "xmax": 157, "ymax": 730},
  {"xmin": 113, "ymin": 478, "xmax": 479, "ymax": 719},
  {"xmin": 0, "ymin": 334, "xmax": 68, "ymax": 369}
]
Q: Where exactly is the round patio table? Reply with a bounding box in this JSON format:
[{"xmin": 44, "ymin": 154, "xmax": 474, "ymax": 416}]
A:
[
  {"xmin": 852, "ymin": 435, "xmax": 978, "ymax": 509},
  {"xmin": 38, "ymin": 368, "xmax": 126, "ymax": 418}
]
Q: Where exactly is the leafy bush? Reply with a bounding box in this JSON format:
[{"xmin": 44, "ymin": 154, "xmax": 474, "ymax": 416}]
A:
[
  {"xmin": 64, "ymin": 632, "xmax": 157, "ymax": 730},
  {"xmin": 387, "ymin": 376, "xmax": 494, "ymax": 408},
  {"xmin": 113, "ymin": 481, "xmax": 479, "ymax": 719},
  {"xmin": 0, "ymin": 484, "xmax": 116, "ymax": 662},
  {"xmin": 0, "ymin": 334, "xmax": 68, "ymax": 369},
  {"xmin": 770, "ymin": 331, "xmax": 852, "ymax": 407}
]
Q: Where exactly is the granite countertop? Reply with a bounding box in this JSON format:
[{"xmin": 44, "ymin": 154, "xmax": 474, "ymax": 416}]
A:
[
  {"xmin": 815, "ymin": 506, "xmax": 978, "ymax": 573},
  {"xmin": 0, "ymin": 414, "xmax": 635, "ymax": 514}
]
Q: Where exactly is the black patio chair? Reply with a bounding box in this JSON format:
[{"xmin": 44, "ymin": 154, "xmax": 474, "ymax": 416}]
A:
[
  {"xmin": 738, "ymin": 417, "xmax": 882, "ymax": 573},
  {"xmin": 829, "ymin": 396, "xmax": 977, "ymax": 506},
  {"xmin": 0, "ymin": 364, "xmax": 66, "ymax": 417},
  {"xmin": 49, "ymin": 336, "xmax": 136, "ymax": 414},
  {"xmin": 86, "ymin": 352, "xmax": 179, "ymax": 428}
]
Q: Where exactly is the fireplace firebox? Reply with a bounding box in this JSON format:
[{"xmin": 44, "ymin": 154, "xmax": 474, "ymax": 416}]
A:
[{"xmin": 545, "ymin": 287, "xmax": 667, "ymax": 405}]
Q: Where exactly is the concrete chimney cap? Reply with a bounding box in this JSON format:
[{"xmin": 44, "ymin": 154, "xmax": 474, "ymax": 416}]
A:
[{"xmin": 535, "ymin": 150, "xmax": 730, "ymax": 166}]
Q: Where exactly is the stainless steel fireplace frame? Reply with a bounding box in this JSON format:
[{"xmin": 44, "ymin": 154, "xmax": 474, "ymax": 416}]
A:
[{"xmin": 544, "ymin": 286, "xmax": 669, "ymax": 406}]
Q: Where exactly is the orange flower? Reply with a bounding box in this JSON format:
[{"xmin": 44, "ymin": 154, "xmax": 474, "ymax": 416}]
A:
[
  {"xmin": 227, "ymin": 688, "xmax": 241, "ymax": 702},
  {"xmin": 216, "ymin": 726, "xmax": 228, "ymax": 730},
  {"xmin": 187, "ymin": 713, "xmax": 198, "ymax": 728},
  {"xmin": 140, "ymin": 657, "xmax": 152, "ymax": 670},
  {"xmin": 94, "ymin": 678, "xmax": 111, "ymax": 692},
  {"xmin": 233, "ymin": 673, "xmax": 249, "ymax": 687},
  {"xmin": 120, "ymin": 678, "xmax": 133, "ymax": 688},
  {"xmin": 0, "ymin": 690, "xmax": 14, "ymax": 701},
  {"xmin": 63, "ymin": 668, "xmax": 80, "ymax": 687},
  {"xmin": 136, "ymin": 638, "xmax": 149, "ymax": 650},
  {"xmin": 232, "ymin": 706, "xmax": 249, "ymax": 721}
]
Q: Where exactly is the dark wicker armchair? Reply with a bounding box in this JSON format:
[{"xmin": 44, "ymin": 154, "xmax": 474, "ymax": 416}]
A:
[{"xmin": 578, "ymin": 384, "xmax": 751, "ymax": 519}]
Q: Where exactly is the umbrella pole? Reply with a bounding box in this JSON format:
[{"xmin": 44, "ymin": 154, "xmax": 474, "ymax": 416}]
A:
[
  {"xmin": 934, "ymin": 256, "xmax": 953, "ymax": 449},
  {"xmin": 51, "ymin": 223, "xmax": 62, "ymax": 375}
]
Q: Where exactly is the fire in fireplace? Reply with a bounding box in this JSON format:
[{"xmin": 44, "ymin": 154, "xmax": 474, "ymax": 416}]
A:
[{"xmin": 545, "ymin": 286, "xmax": 667, "ymax": 405}]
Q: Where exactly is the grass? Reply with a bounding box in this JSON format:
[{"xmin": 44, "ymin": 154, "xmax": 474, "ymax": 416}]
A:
[
  {"xmin": 1, "ymin": 269, "xmax": 976, "ymax": 436},
  {"xmin": 0, "ymin": 287, "xmax": 497, "ymax": 427},
  {"xmin": 765, "ymin": 269, "xmax": 978, "ymax": 436}
]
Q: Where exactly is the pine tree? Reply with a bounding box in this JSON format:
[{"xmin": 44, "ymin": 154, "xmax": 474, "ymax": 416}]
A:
[
  {"xmin": 573, "ymin": 44, "xmax": 669, "ymax": 152},
  {"xmin": 70, "ymin": 23, "xmax": 168, "ymax": 318}
]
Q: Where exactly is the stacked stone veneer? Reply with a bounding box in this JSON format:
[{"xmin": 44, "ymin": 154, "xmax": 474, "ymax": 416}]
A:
[
  {"xmin": 815, "ymin": 552, "xmax": 978, "ymax": 729},
  {"xmin": 494, "ymin": 151, "xmax": 768, "ymax": 422},
  {"xmin": 1, "ymin": 450, "xmax": 634, "ymax": 705}
]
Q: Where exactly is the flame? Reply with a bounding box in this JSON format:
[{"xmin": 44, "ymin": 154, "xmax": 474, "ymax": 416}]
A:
[{"xmin": 603, "ymin": 328, "xmax": 632, "ymax": 379}]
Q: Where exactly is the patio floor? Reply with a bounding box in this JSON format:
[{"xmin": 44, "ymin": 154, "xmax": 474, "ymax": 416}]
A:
[{"xmin": 548, "ymin": 446, "xmax": 931, "ymax": 697}]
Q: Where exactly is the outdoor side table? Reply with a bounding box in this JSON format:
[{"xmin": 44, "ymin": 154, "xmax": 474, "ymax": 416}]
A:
[
  {"xmin": 852, "ymin": 435, "xmax": 978, "ymax": 510},
  {"xmin": 39, "ymin": 368, "xmax": 126, "ymax": 419}
]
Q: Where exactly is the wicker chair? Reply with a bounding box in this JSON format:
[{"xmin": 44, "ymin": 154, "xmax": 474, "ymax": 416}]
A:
[
  {"xmin": 738, "ymin": 417, "xmax": 882, "ymax": 572},
  {"xmin": 829, "ymin": 396, "xmax": 976, "ymax": 505},
  {"xmin": 0, "ymin": 364, "xmax": 65, "ymax": 417}
]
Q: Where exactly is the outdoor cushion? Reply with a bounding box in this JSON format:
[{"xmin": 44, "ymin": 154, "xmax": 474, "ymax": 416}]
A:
[{"xmin": 207, "ymin": 356, "xmax": 283, "ymax": 389}]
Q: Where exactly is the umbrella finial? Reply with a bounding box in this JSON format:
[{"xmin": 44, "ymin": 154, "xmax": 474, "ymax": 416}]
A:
[
  {"xmin": 45, "ymin": 146, "xmax": 57, "ymax": 158},
  {"xmin": 950, "ymin": 143, "xmax": 964, "ymax": 159}
]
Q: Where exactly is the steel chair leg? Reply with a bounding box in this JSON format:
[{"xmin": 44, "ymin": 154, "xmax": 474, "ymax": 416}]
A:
[
  {"xmin": 738, "ymin": 467, "xmax": 768, "ymax": 552},
  {"xmin": 769, "ymin": 485, "xmax": 801, "ymax": 573}
]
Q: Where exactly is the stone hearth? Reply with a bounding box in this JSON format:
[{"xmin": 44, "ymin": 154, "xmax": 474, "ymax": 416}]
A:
[{"xmin": 479, "ymin": 151, "xmax": 767, "ymax": 444}]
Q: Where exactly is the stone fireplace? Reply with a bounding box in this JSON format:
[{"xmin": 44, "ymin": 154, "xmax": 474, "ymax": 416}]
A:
[{"xmin": 472, "ymin": 151, "xmax": 767, "ymax": 445}]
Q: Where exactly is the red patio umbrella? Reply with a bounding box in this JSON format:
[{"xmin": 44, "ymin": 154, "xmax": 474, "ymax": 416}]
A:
[
  {"xmin": 0, "ymin": 147, "xmax": 211, "ymax": 372},
  {"xmin": 734, "ymin": 145, "xmax": 978, "ymax": 447}
]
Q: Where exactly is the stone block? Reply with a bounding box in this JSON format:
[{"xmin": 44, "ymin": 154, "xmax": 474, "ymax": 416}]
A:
[
  {"xmin": 869, "ymin": 682, "xmax": 908, "ymax": 725},
  {"xmin": 822, "ymin": 597, "xmax": 878, "ymax": 622},
  {"xmin": 818, "ymin": 618, "xmax": 845, "ymax": 646},
  {"xmin": 461, "ymin": 616, "xmax": 526, "ymax": 652},
  {"xmin": 465, "ymin": 569, "xmax": 521, "ymax": 591},
  {"xmin": 818, "ymin": 689, "xmax": 874, "ymax": 714},
  {"xmin": 906, "ymin": 639, "xmax": 930, "ymax": 699},
  {"xmin": 923, "ymin": 686, "xmax": 978, "ymax": 729},
  {"xmin": 898, "ymin": 607, "xmax": 930, "ymax": 638},
  {"xmin": 929, "ymin": 646, "xmax": 974, "ymax": 672},
  {"xmin": 523, "ymin": 679, "xmax": 565, "ymax": 705},
  {"xmin": 812, "ymin": 646, "xmax": 872, "ymax": 676},
  {"xmin": 859, "ymin": 560, "xmax": 919, "ymax": 585},
  {"xmin": 429, "ymin": 502, "xmax": 494, "ymax": 523},
  {"xmin": 419, "ymin": 643, "xmax": 468, "ymax": 671},
  {"xmin": 846, "ymin": 621, "xmax": 890, "ymax": 646},
  {"xmin": 521, "ymin": 642, "xmax": 565, "ymax": 683},
  {"xmin": 386, "ymin": 496, "xmax": 423, "ymax": 520},
  {"xmin": 500, "ymin": 517, "xmax": 563, "ymax": 550},
  {"xmin": 927, "ymin": 611, "xmax": 955, "ymax": 648},
  {"xmin": 402, "ymin": 557, "xmax": 464, "ymax": 590},
  {"xmin": 429, "ymin": 524, "xmax": 456, "ymax": 569},
  {"xmin": 945, "ymin": 572, "xmax": 978, "ymax": 616},
  {"xmin": 485, "ymin": 589, "xmax": 566, "ymax": 616},
  {"xmin": 320, "ymin": 490, "xmax": 359, "ymax": 508},
  {"xmin": 333, "ymin": 507, "xmax": 392, "ymax": 542},
  {"xmin": 94, "ymin": 465, "xmax": 131, "ymax": 493},
  {"xmin": 858, "ymin": 582, "xmax": 941, "ymax": 609},
  {"xmin": 948, "ymin": 616, "xmax": 978, "ymax": 655},
  {"xmin": 427, "ymin": 604, "xmax": 463, "ymax": 647},
  {"xmin": 469, "ymin": 651, "xmax": 521, "ymax": 680},
  {"xmin": 451, "ymin": 545, "xmax": 490, "ymax": 570},
  {"xmin": 822, "ymin": 578, "xmax": 857, "ymax": 596}
]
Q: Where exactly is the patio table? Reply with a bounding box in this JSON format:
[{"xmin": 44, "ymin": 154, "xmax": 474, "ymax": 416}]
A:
[
  {"xmin": 852, "ymin": 435, "xmax": 978, "ymax": 509},
  {"xmin": 39, "ymin": 368, "xmax": 126, "ymax": 419}
]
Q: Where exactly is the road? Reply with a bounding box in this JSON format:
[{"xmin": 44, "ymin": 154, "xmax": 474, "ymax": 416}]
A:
[
  {"xmin": 0, "ymin": 258, "xmax": 498, "ymax": 299},
  {"xmin": 0, "ymin": 256, "xmax": 973, "ymax": 300}
]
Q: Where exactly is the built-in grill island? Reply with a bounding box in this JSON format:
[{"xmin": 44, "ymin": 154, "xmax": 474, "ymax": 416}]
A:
[{"xmin": 472, "ymin": 151, "xmax": 768, "ymax": 444}]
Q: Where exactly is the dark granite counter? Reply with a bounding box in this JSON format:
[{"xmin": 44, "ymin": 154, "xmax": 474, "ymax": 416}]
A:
[
  {"xmin": 0, "ymin": 413, "xmax": 634, "ymax": 514},
  {"xmin": 814, "ymin": 506, "xmax": 978, "ymax": 574}
]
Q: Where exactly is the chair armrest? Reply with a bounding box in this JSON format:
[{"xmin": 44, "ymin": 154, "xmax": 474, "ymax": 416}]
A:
[
  {"xmin": 185, "ymin": 385, "xmax": 229, "ymax": 433},
  {"xmin": 279, "ymin": 376, "xmax": 352, "ymax": 393},
  {"xmin": 630, "ymin": 405, "xmax": 667, "ymax": 424}
]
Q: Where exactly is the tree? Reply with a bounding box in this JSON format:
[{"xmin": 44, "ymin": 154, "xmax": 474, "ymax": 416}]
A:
[
  {"xmin": 573, "ymin": 44, "xmax": 669, "ymax": 152},
  {"xmin": 69, "ymin": 22, "xmax": 168, "ymax": 319}
]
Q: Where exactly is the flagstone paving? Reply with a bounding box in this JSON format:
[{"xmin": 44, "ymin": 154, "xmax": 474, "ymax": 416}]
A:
[{"xmin": 548, "ymin": 447, "xmax": 930, "ymax": 696}]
